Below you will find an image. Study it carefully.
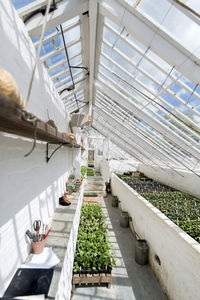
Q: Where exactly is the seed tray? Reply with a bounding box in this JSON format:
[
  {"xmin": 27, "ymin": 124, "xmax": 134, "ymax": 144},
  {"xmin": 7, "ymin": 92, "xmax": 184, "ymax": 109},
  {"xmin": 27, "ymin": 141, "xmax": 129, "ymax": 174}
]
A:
[{"xmin": 72, "ymin": 273, "xmax": 112, "ymax": 290}]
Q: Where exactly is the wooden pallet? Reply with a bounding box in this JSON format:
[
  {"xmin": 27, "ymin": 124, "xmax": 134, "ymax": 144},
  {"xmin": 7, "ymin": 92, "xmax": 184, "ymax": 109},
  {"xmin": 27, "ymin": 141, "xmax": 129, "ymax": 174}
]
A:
[
  {"xmin": 83, "ymin": 197, "xmax": 99, "ymax": 205},
  {"xmin": 72, "ymin": 273, "xmax": 112, "ymax": 290}
]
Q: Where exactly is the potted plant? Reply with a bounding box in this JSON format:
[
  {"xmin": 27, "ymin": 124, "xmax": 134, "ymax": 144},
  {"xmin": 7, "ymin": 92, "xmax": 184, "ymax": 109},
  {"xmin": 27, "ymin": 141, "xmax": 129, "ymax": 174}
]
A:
[
  {"xmin": 66, "ymin": 184, "xmax": 75, "ymax": 195},
  {"xmin": 68, "ymin": 173, "xmax": 75, "ymax": 183}
]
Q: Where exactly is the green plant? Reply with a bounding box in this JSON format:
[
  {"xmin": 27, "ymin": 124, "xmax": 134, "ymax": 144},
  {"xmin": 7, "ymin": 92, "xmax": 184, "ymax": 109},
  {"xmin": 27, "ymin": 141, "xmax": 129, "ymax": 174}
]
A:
[
  {"xmin": 73, "ymin": 204, "xmax": 116, "ymax": 273},
  {"xmin": 66, "ymin": 184, "xmax": 75, "ymax": 191},
  {"xmin": 87, "ymin": 168, "xmax": 94, "ymax": 176},
  {"xmin": 68, "ymin": 173, "xmax": 75, "ymax": 182},
  {"xmin": 140, "ymin": 191, "xmax": 200, "ymax": 243},
  {"xmin": 81, "ymin": 166, "xmax": 87, "ymax": 180}
]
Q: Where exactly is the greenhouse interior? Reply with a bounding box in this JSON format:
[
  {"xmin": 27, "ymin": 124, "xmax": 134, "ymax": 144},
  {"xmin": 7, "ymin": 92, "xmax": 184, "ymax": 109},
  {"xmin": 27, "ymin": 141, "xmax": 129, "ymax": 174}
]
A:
[{"xmin": 0, "ymin": 0, "xmax": 200, "ymax": 299}]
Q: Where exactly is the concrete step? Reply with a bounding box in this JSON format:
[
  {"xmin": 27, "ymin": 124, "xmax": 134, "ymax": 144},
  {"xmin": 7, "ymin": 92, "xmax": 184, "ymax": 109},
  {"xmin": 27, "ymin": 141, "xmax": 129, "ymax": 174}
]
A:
[
  {"xmin": 84, "ymin": 184, "xmax": 106, "ymax": 191},
  {"xmin": 85, "ymin": 179, "xmax": 105, "ymax": 185},
  {"xmin": 86, "ymin": 176, "xmax": 103, "ymax": 180}
]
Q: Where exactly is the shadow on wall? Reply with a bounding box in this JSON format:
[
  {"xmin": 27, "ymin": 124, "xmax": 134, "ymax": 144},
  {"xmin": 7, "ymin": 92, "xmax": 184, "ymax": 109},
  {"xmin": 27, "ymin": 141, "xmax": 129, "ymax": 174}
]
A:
[{"xmin": 0, "ymin": 134, "xmax": 73, "ymax": 295}]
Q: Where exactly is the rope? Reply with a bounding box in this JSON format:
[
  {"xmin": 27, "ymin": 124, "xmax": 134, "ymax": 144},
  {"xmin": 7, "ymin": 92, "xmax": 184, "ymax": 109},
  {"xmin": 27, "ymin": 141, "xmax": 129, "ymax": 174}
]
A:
[
  {"xmin": 25, "ymin": 0, "xmax": 52, "ymax": 106},
  {"xmin": 23, "ymin": 0, "xmax": 52, "ymax": 157}
]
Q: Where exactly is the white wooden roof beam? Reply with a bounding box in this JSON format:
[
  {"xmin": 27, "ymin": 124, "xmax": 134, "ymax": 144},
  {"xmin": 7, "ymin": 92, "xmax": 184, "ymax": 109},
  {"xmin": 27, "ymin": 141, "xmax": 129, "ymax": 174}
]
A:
[
  {"xmin": 93, "ymin": 116, "xmax": 174, "ymax": 168},
  {"xmin": 51, "ymin": 62, "xmax": 82, "ymax": 80},
  {"xmin": 104, "ymin": 22, "xmax": 200, "ymax": 104},
  {"xmin": 166, "ymin": 0, "xmax": 200, "ymax": 25},
  {"xmin": 93, "ymin": 114, "xmax": 193, "ymax": 175},
  {"xmin": 55, "ymin": 70, "xmax": 82, "ymax": 88},
  {"xmin": 48, "ymin": 51, "xmax": 81, "ymax": 72},
  {"xmin": 40, "ymin": 37, "xmax": 81, "ymax": 61},
  {"xmin": 25, "ymin": 0, "xmax": 89, "ymax": 38},
  {"xmin": 80, "ymin": 11, "xmax": 90, "ymax": 106},
  {"xmin": 57, "ymin": 76, "xmax": 86, "ymax": 93},
  {"xmin": 88, "ymin": 0, "xmax": 98, "ymax": 114},
  {"xmin": 93, "ymin": 120, "xmax": 150, "ymax": 165},
  {"xmin": 99, "ymin": 59, "xmax": 200, "ymax": 143},
  {"xmin": 95, "ymin": 93, "xmax": 192, "ymax": 163},
  {"xmin": 94, "ymin": 106, "xmax": 184, "ymax": 168},
  {"xmin": 62, "ymin": 78, "xmax": 89, "ymax": 101},
  {"xmin": 99, "ymin": 0, "xmax": 200, "ymax": 85},
  {"xmin": 95, "ymin": 79, "xmax": 200, "ymax": 161},
  {"xmin": 34, "ymin": 19, "xmax": 81, "ymax": 47},
  {"xmin": 102, "ymin": 39, "xmax": 200, "ymax": 122}
]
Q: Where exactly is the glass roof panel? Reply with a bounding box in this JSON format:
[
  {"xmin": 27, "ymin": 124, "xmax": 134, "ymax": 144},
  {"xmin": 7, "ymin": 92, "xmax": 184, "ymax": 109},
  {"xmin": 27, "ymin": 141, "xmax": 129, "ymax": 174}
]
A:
[
  {"xmin": 64, "ymin": 26, "xmax": 81, "ymax": 44},
  {"xmin": 12, "ymin": 0, "xmax": 36, "ymax": 9},
  {"xmin": 46, "ymin": 51, "xmax": 66, "ymax": 66},
  {"xmin": 95, "ymin": 89, "xmax": 194, "ymax": 166},
  {"xmin": 99, "ymin": 15, "xmax": 200, "ymax": 147},
  {"xmin": 123, "ymin": 0, "xmax": 200, "ymax": 57},
  {"xmin": 62, "ymin": 16, "xmax": 80, "ymax": 29}
]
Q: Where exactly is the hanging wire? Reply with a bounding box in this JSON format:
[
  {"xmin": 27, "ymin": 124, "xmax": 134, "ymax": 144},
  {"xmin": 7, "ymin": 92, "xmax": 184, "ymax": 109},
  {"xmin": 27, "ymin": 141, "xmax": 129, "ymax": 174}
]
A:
[
  {"xmin": 138, "ymin": 65, "xmax": 175, "ymax": 111},
  {"xmin": 60, "ymin": 24, "xmax": 79, "ymax": 112},
  {"xmin": 185, "ymin": 83, "xmax": 199, "ymax": 105},
  {"xmin": 23, "ymin": 0, "xmax": 52, "ymax": 157}
]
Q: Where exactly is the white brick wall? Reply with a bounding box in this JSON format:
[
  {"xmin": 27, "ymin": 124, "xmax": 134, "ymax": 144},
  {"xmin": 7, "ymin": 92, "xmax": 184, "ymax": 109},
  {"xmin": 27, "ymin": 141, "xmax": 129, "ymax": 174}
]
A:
[
  {"xmin": 0, "ymin": 133, "xmax": 77, "ymax": 295},
  {"xmin": 0, "ymin": 2, "xmax": 77, "ymax": 295},
  {"xmin": 111, "ymin": 173, "xmax": 200, "ymax": 300}
]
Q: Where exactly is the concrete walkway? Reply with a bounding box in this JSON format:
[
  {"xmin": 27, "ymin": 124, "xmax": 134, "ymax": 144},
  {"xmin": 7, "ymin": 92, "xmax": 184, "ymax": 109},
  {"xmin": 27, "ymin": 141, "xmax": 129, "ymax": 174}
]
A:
[{"xmin": 71, "ymin": 190, "xmax": 168, "ymax": 300}]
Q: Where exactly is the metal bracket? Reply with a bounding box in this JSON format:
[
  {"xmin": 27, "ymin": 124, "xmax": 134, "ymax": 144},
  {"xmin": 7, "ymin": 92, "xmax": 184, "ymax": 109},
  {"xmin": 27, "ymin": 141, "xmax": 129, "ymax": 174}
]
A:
[{"xmin": 46, "ymin": 143, "xmax": 65, "ymax": 163}]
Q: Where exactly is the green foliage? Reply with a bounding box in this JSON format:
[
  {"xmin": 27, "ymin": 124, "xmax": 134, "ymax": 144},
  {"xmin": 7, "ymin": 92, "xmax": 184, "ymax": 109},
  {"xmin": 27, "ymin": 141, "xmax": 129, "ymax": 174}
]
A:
[
  {"xmin": 68, "ymin": 173, "xmax": 75, "ymax": 182},
  {"xmin": 66, "ymin": 184, "xmax": 75, "ymax": 191},
  {"xmin": 140, "ymin": 191, "xmax": 200, "ymax": 243},
  {"xmin": 81, "ymin": 166, "xmax": 87, "ymax": 180},
  {"xmin": 73, "ymin": 204, "xmax": 116, "ymax": 272},
  {"xmin": 87, "ymin": 168, "xmax": 94, "ymax": 176}
]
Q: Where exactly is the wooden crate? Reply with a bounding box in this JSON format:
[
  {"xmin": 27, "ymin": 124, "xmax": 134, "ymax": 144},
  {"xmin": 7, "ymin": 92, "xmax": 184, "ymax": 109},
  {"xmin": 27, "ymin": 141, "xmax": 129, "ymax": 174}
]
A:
[
  {"xmin": 83, "ymin": 197, "xmax": 99, "ymax": 205},
  {"xmin": 72, "ymin": 273, "xmax": 112, "ymax": 290}
]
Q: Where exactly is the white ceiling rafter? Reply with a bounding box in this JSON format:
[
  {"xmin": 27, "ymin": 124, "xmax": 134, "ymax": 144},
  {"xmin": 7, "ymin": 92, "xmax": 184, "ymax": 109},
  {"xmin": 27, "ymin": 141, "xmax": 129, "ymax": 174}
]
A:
[
  {"xmin": 101, "ymin": 34, "xmax": 200, "ymax": 120},
  {"xmin": 13, "ymin": 0, "xmax": 200, "ymax": 171},
  {"xmin": 88, "ymin": 0, "xmax": 98, "ymax": 114},
  {"xmin": 51, "ymin": 62, "xmax": 82, "ymax": 80},
  {"xmin": 80, "ymin": 11, "xmax": 90, "ymax": 108},
  {"xmin": 55, "ymin": 70, "xmax": 83, "ymax": 88},
  {"xmin": 94, "ymin": 105, "xmax": 188, "ymax": 170},
  {"xmin": 48, "ymin": 52, "xmax": 81, "ymax": 72},
  {"xmin": 95, "ymin": 79, "xmax": 200, "ymax": 161},
  {"xmin": 98, "ymin": 59, "xmax": 200, "ymax": 144},
  {"xmin": 62, "ymin": 78, "xmax": 89, "ymax": 101},
  {"xmin": 166, "ymin": 0, "xmax": 200, "ymax": 25},
  {"xmin": 95, "ymin": 92, "xmax": 193, "ymax": 166},
  {"xmin": 24, "ymin": 0, "xmax": 88, "ymax": 38},
  {"xmin": 34, "ymin": 18, "xmax": 81, "ymax": 47},
  {"xmin": 99, "ymin": 0, "xmax": 200, "ymax": 85},
  {"xmin": 57, "ymin": 76, "xmax": 86, "ymax": 93},
  {"xmin": 92, "ymin": 119, "xmax": 151, "ymax": 166},
  {"xmin": 93, "ymin": 112, "xmax": 198, "ymax": 177},
  {"xmin": 40, "ymin": 37, "xmax": 81, "ymax": 61},
  {"xmin": 93, "ymin": 115, "xmax": 179, "ymax": 171}
]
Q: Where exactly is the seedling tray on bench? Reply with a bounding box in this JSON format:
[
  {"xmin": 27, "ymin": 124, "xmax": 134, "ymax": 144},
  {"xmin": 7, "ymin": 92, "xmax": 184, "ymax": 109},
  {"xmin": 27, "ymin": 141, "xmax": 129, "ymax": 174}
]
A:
[{"xmin": 72, "ymin": 272, "xmax": 112, "ymax": 289}]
